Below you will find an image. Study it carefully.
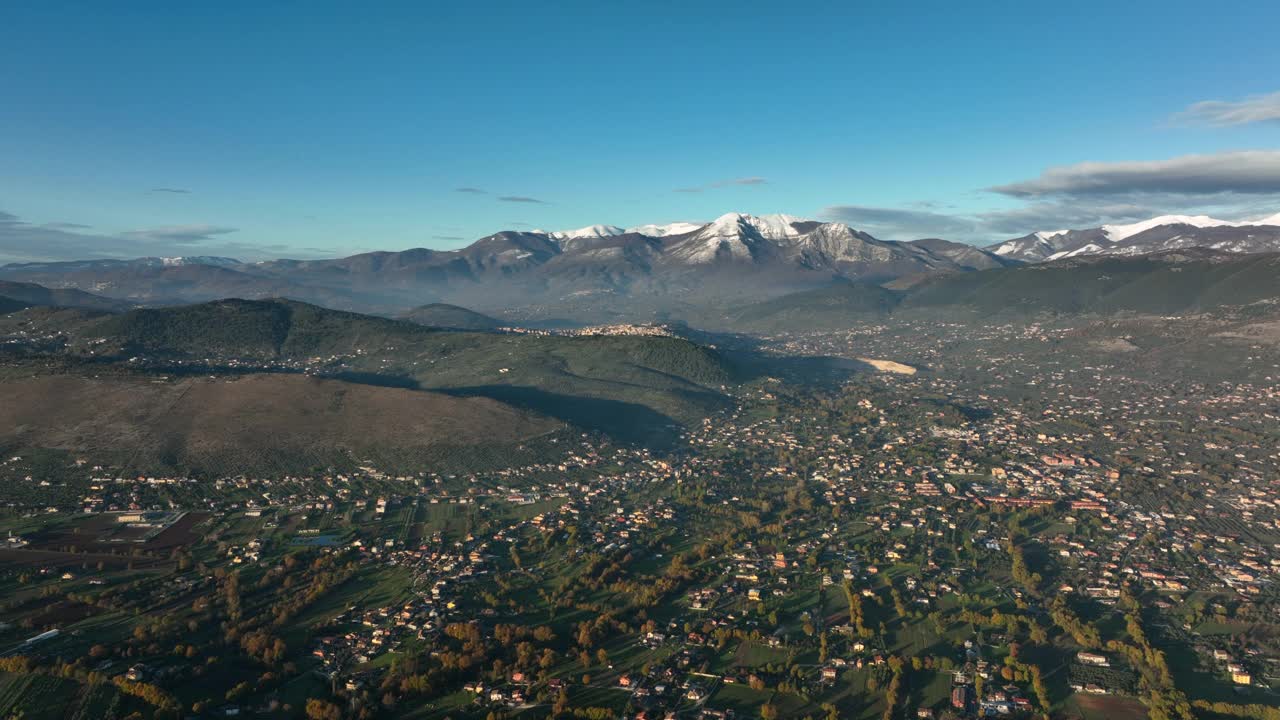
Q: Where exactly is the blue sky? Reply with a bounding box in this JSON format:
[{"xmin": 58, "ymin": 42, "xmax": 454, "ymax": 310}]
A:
[{"xmin": 2, "ymin": 0, "xmax": 1279, "ymax": 262}]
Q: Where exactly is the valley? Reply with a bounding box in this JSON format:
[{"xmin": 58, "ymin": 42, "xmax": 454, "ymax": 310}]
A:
[
  {"xmin": 6, "ymin": 5, "xmax": 1279, "ymax": 719},
  {"xmin": 1, "ymin": 277, "xmax": 1279, "ymax": 720}
]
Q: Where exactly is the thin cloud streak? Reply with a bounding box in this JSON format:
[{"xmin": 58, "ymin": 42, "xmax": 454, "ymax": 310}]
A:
[
  {"xmin": 823, "ymin": 205, "xmax": 975, "ymax": 237},
  {"xmin": 710, "ymin": 176, "xmax": 767, "ymax": 187},
  {"xmin": 122, "ymin": 225, "xmax": 239, "ymax": 243},
  {"xmin": 0, "ymin": 210, "xmax": 272, "ymax": 264},
  {"xmin": 1175, "ymin": 90, "xmax": 1280, "ymax": 126},
  {"xmin": 457, "ymin": 188, "xmax": 547, "ymax": 204},
  {"xmin": 674, "ymin": 176, "xmax": 768, "ymax": 193}
]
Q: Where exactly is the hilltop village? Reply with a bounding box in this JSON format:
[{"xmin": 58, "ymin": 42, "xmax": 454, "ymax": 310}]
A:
[{"xmin": 0, "ymin": 319, "xmax": 1278, "ymax": 720}]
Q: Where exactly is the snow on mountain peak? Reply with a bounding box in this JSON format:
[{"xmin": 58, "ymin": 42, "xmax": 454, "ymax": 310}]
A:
[
  {"xmin": 535, "ymin": 215, "xmax": 815, "ymax": 244},
  {"xmin": 701, "ymin": 212, "xmax": 808, "ymax": 241},
  {"xmin": 548, "ymin": 224, "xmax": 625, "ymax": 241},
  {"xmin": 1102, "ymin": 215, "xmax": 1235, "ymax": 242},
  {"xmin": 159, "ymin": 256, "xmax": 242, "ymax": 267},
  {"xmin": 1033, "ymin": 230, "xmax": 1069, "ymax": 241},
  {"xmin": 992, "ymin": 209, "xmax": 1280, "ymax": 262},
  {"xmin": 753, "ymin": 214, "xmax": 808, "ymax": 240},
  {"xmin": 625, "ymin": 221, "xmax": 705, "ymax": 237}
]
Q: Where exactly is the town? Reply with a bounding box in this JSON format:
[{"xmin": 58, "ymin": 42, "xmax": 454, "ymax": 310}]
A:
[{"xmin": 1, "ymin": 317, "xmax": 1277, "ymax": 720}]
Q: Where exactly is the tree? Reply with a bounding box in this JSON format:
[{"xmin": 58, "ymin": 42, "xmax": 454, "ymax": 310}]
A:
[{"xmin": 305, "ymin": 698, "xmax": 342, "ymax": 720}]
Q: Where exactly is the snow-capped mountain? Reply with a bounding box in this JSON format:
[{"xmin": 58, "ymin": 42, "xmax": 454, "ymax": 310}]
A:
[
  {"xmin": 724, "ymin": 213, "xmax": 808, "ymax": 241},
  {"xmin": 1101, "ymin": 215, "xmax": 1240, "ymax": 242},
  {"xmin": 0, "ymin": 255, "xmax": 244, "ymax": 273},
  {"xmin": 11, "ymin": 208, "xmax": 1278, "ymax": 317},
  {"xmin": 988, "ymin": 212, "xmax": 1280, "ymax": 262},
  {"xmin": 547, "ymin": 224, "xmax": 625, "ymax": 241},
  {"xmin": 0, "ymin": 211, "xmax": 1014, "ymax": 312},
  {"xmin": 625, "ymin": 221, "xmax": 705, "ymax": 237},
  {"xmin": 663, "ymin": 213, "xmax": 800, "ymax": 264},
  {"xmin": 986, "ymin": 229, "xmax": 1102, "ymax": 263},
  {"xmin": 158, "ymin": 256, "xmax": 243, "ymax": 268}
]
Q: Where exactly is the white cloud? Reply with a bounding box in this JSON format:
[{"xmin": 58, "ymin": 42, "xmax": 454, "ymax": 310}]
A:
[{"xmin": 989, "ymin": 150, "xmax": 1280, "ymax": 198}]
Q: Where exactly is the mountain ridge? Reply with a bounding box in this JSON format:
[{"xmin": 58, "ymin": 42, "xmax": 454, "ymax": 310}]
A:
[
  {"xmin": 6, "ymin": 210, "xmax": 1277, "ymax": 319},
  {"xmin": 988, "ymin": 212, "xmax": 1280, "ymax": 262},
  {"xmin": 0, "ymin": 213, "xmax": 1008, "ymax": 314},
  {"xmin": 722, "ymin": 248, "xmax": 1280, "ymax": 331}
]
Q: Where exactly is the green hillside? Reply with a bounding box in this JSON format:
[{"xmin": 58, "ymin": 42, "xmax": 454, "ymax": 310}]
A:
[
  {"xmin": 723, "ymin": 252, "xmax": 1280, "ymax": 330},
  {"xmin": 401, "ymin": 302, "xmax": 501, "ymax": 330},
  {"xmin": 902, "ymin": 251, "xmax": 1280, "ymax": 316},
  {"xmin": 0, "ymin": 296, "xmax": 31, "ymax": 314},
  {"xmin": 719, "ymin": 281, "xmax": 901, "ymax": 332},
  {"xmin": 87, "ymin": 298, "xmax": 433, "ymax": 358},
  {"xmin": 1, "ymin": 298, "xmax": 737, "ymax": 466},
  {"xmin": 0, "ymin": 280, "xmax": 128, "ymax": 312}
]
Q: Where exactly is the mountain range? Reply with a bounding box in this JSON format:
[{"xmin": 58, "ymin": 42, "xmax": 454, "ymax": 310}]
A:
[
  {"xmin": 714, "ymin": 248, "xmax": 1280, "ymax": 331},
  {"xmin": 3, "ymin": 210, "xmax": 1279, "ymax": 323},
  {"xmin": 986, "ymin": 212, "xmax": 1280, "ymax": 263},
  {"xmin": 0, "ymin": 213, "xmax": 1015, "ymax": 317},
  {"xmin": 4, "ymin": 244, "xmax": 1279, "ymax": 473}
]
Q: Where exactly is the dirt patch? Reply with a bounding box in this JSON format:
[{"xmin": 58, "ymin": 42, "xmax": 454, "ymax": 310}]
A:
[
  {"xmin": 25, "ymin": 512, "xmax": 206, "ymax": 554},
  {"xmin": 26, "ymin": 599, "xmax": 102, "ymax": 626},
  {"xmin": 858, "ymin": 358, "xmax": 917, "ymax": 375},
  {"xmin": 1213, "ymin": 320, "xmax": 1280, "ymax": 345},
  {"xmin": 143, "ymin": 511, "xmax": 209, "ymax": 551},
  {"xmin": 1091, "ymin": 338, "xmax": 1139, "ymax": 353},
  {"xmin": 0, "ymin": 547, "xmax": 171, "ymax": 571},
  {"xmin": 1063, "ymin": 693, "xmax": 1147, "ymax": 720}
]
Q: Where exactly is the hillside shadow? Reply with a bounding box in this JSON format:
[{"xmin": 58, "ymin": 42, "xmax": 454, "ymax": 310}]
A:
[
  {"xmin": 436, "ymin": 384, "xmax": 683, "ymax": 447},
  {"xmin": 328, "ymin": 370, "xmax": 421, "ymax": 389},
  {"xmin": 723, "ymin": 349, "xmax": 875, "ymax": 385},
  {"xmin": 673, "ymin": 323, "xmax": 880, "ymax": 386},
  {"xmin": 148, "ymin": 364, "xmax": 424, "ymax": 391}
]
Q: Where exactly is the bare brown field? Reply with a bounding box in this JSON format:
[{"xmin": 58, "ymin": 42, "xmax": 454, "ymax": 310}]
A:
[
  {"xmin": 1061, "ymin": 693, "xmax": 1148, "ymax": 720},
  {"xmin": 142, "ymin": 511, "xmax": 209, "ymax": 550},
  {"xmin": 0, "ymin": 547, "xmax": 171, "ymax": 571},
  {"xmin": 24, "ymin": 512, "xmax": 208, "ymax": 554},
  {"xmin": 25, "ymin": 599, "xmax": 101, "ymax": 626},
  {"xmin": 0, "ymin": 373, "xmax": 561, "ymax": 475}
]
